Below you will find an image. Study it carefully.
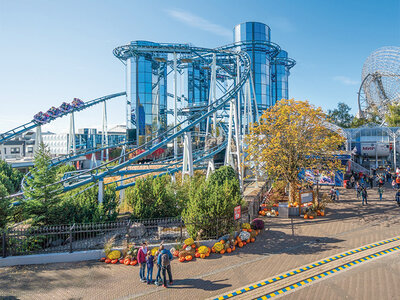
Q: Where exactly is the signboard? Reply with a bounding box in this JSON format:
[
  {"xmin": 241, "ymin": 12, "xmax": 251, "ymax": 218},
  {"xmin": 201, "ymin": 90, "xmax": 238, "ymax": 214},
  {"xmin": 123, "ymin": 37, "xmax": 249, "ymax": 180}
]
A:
[
  {"xmin": 234, "ymin": 205, "xmax": 241, "ymax": 220},
  {"xmin": 299, "ymin": 191, "xmax": 314, "ymax": 215}
]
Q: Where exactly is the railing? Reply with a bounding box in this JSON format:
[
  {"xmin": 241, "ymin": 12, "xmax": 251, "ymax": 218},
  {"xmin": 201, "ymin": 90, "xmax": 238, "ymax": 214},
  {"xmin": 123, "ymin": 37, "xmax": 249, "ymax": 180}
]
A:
[
  {"xmin": 350, "ymin": 159, "xmax": 370, "ymax": 175},
  {"xmin": 1, "ymin": 214, "xmax": 251, "ymax": 257}
]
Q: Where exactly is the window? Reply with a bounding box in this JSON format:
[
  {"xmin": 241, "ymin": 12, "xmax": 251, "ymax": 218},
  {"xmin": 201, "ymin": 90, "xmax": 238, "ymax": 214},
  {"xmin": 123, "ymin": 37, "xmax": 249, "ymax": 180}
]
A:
[
  {"xmin": 11, "ymin": 147, "xmax": 20, "ymax": 154},
  {"xmin": 27, "ymin": 147, "xmax": 33, "ymax": 153}
]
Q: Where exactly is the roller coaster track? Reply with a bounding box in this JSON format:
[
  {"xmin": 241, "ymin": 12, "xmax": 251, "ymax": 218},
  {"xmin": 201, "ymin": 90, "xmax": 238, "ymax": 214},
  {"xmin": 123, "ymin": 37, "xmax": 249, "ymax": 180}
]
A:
[
  {"xmin": 14, "ymin": 43, "xmax": 251, "ymax": 198},
  {"xmin": 0, "ymin": 92, "xmax": 126, "ymax": 144}
]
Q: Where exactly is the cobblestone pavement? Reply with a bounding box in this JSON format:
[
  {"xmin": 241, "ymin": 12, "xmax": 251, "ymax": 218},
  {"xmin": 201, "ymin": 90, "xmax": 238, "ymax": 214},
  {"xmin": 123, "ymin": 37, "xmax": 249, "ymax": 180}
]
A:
[{"xmin": 1, "ymin": 184, "xmax": 400, "ymax": 300}]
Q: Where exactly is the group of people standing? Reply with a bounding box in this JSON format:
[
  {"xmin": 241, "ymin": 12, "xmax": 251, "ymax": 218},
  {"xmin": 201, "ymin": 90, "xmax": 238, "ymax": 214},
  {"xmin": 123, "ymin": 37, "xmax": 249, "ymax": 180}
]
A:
[{"xmin": 137, "ymin": 242, "xmax": 173, "ymax": 287}]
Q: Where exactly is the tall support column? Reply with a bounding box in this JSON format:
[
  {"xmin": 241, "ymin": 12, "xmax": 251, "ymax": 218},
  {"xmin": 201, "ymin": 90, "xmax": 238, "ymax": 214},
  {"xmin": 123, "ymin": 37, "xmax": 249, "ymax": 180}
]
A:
[
  {"xmin": 224, "ymin": 99, "xmax": 234, "ymax": 167},
  {"xmin": 173, "ymin": 52, "xmax": 178, "ymax": 159},
  {"xmin": 126, "ymin": 57, "xmax": 132, "ymax": 130},
  {"xmin": 234, "ymin": 56, "xmax": 243, "ymax": 190},
  {"xmin": 98, "ymin": 179, "xmax": 104, "ymax": 204},
  {"xmin": 206, "ymin": 159, "xmax": 215, "ymax": 178},
  {"xmin": 90, "ymin": 130, "xmax": 97, "ymax": 169},
  {"xmin": 34, "ymin": 125, "xmax": 42, "ymax": 153},
  {"xmin": 69, "ymin": 112, "xmax": 76, "ymax": 154},
  {"xmin": 101, "ymin": 101, "xmax": 109, "ymax": 161},
  {"xmin": 206, "ymin": 54, "xmax": 217, "ymax": 139},
  {"xmin": 182, "ymin": 131, "xmax": 193, "ymax": 179},
  {"xmin": 249, "ymin": 71, "xmax": 259, "ymax": 121}
]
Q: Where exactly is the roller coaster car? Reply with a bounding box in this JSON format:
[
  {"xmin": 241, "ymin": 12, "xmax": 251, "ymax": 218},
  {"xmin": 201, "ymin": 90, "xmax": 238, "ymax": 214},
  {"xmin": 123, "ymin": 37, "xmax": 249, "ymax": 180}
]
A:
[
  {"xmin": 71, "ymin": 98, "xmax": 84, "ymax": 108},
  {"xmin": 46, "ymin": 106, "xmax": 62, "ymax": 118},
  {"xmin": 59, "ymin": 102, "xmax": 72, "ymax": 113},
  {"xmin": 33, "ymin": 111, "xmax": 50, "ymax": 124}
]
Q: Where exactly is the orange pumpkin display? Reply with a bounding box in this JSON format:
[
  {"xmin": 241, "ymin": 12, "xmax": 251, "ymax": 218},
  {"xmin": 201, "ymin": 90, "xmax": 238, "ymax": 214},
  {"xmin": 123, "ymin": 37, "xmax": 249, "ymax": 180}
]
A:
[
  {"xmin": 232, "ymin": 246, "xmax": 236, "ymax": 251},
  {"xmin": 130, "ymin": 260, "xmax": 137, "ymax": 266},
  {"xmin": 195, "ymin": 252, "xmax": 200, "ymax": 258},
  {"xmin": 191, "ymin": 244, "xmax": 196, "ymax": 249},
  {"xmin": 179, "ymin": 257, "xmax": 186, "ymax": 262},
  {"xmin": 220, "ymin": 249, "xmax": 225, "ymax": 254},
  {"xmin": 173, "ymin": 250, "xmax": 179, "ymax": 257},
  {"xmin": 105, "ymin": 258, "xmax": 111, "ymax": 264},
  {"xmin": 124, "ymin": 259, "xmax": 131, "ymax": 265},
  {"xmin": 185, "ymin": 255, "xmax": 193, "ymax": 261},
  {"xmin": 119, "ymin": 259, "xmax": 125, "ymax": 264},
  {"xmin": 200, "ymin": 254, "xmax": 206, "ymax": 259},
  {"xmin": 111, "ymin": 259, "xmax": 118, "ymax": 264},
  {"xmin": 212, "ymin": 247, "xmax": 216, "ymax": 253},
  {"xmin": 248, "ymin": 229, "xmax": 252, "ymax": 233},
  {"xmin": 205, "ymin": 252, "xmax": 209, "ymax": 257},
  {"xmin": 238, "ymin": 242, "xmax": 243, "ymax": 248},
  {"xmin": 321, "ymin": 211, "xmax": 325, "ymax": 216},
  {"xmin": 304, "ymin": 215, "xmax": 308, "ymax": 219},
  {"xmin": 226, "ymin": 248, "xmax": 232, "ymax": 253},
  {"xmin": 220, "ymin": 240, "xmax": 225, "ymax": 244},
  {"xmin": 309, "ymin": 215, "xmax": 314, "ymax": 219},
  {"xmin": 250, "ymin": 238, "xmax": 255, "ymax": 243},
  {"xmin": 246, "ymin": 239, "xmax": 250, "ymax": 243},
  {"xmin": 100, "ymin": 257, "xmax": 106, "ymax": 262}
]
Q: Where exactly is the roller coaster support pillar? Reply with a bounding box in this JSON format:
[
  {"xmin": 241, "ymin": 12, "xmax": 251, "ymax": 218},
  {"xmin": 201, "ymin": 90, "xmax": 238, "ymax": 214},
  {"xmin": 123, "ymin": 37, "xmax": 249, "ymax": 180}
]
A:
[
  {"xmin": 182, "ymin": 131, "xmax": 193, "ymax": 179},
  {"xmin": 235, "ymin": 56, "xmax": 243, "ymax": 191},
  {"xmin": 206, "ymin": 159, "xmax": 215, "ymax": 179},
  {"xmin": 126, "ymin": 57, "xmax": 133, "ymax": 130},
  {"xmin": 173, "ymin": 52, "xmax": 178, "ymax": 159},
  {"xmin": 394, "ymin": 134, "xmax": 397, "ymax": 170},
  {"xmin": 249, "ymin": 71, "xmax": 259, "ymax": 121},
  {"xmin": 101, "ymin": 101, "xmax": 109, "ymax": 161},
  {"xmin": 98, "ymin": 179, "xmax": 104, "ymax": 204},
  {"xmin": 69, "ymin": 112, "xmax": 76, "ymax": 155},
  {"xmin": 206, "ymin": 54, "xmax": 217, "ymax": 138},
  {"xmin": 34, "ymin": 125, "xmax": 42, "ymax": 153},
  {"xmin": 225, "ymin": 99, "xmax": 234, "ymax": 167}
]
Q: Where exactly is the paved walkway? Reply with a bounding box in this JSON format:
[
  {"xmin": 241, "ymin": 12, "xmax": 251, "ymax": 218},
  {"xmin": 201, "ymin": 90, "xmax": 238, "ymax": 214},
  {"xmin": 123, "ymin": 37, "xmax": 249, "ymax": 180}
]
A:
[{"xmin": 1, "ymin": 184, "xmax": 400, "ymax": 300}]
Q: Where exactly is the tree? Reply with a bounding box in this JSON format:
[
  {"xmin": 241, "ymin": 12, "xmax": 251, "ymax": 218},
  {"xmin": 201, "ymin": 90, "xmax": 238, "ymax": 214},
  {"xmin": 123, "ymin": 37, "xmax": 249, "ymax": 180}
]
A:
[
  {"xmin": 327, "ymin": 102, "xmax": 354, "ymax": 128},
  {"xmin": 24, "ymin": 143, "xmax": 61, "ymax": 225},
  {"xmin": 0, "ymin": 159, "xmax": 23, "ymax": 194},
  {"xmin": 182, "ymin": 166, "xmax": 243, "ymax": 238},
  {"xmin": 385, "ymin": 102, "xmax": 400, "ymax": 127},
  {"xmin": 0, "ymin": 184, "xmax": 10, "ymax": 228},
  {"xmin": 245, "ymin": 99, "xmax": 345, "ymax": 202}
]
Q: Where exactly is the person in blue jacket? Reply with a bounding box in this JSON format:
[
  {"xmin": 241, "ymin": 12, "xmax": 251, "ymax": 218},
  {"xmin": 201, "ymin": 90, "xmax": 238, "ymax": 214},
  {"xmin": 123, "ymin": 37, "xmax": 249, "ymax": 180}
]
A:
[{"xmin": 157, "ymin": 244, "xmax": 173, "ymax": 288}]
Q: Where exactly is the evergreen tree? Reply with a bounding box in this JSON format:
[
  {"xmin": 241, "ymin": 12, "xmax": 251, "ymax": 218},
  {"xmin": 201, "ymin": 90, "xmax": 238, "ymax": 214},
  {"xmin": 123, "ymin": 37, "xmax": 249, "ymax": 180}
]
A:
[
  {"xmin": 24, "ymin": 143, "xmax": 61, "ymax": 225},
  {"xmin": 0, "ymin": 183, "xmax": 10, "ymax": 228}
]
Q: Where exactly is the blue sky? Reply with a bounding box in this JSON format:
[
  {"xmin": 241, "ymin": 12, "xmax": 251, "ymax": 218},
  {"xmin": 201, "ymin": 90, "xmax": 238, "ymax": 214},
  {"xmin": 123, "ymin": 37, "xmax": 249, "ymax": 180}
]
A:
[{"xmin": 0, "ymin": 0, "xmax": 399, "ymax": 133}]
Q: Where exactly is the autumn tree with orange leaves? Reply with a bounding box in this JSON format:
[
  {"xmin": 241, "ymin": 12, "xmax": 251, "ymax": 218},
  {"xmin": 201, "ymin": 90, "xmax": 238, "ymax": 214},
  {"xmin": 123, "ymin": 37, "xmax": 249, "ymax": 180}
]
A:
[{"xmin": 245, "ymin": 99, "xmax": 345, "ymax": 202}]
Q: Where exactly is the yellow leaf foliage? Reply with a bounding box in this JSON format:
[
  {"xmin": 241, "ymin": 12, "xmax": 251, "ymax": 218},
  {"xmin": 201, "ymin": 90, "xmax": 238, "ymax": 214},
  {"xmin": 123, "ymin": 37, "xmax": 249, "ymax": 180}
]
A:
[{"xmin": 245, "ymin": 99, "xmax": 345, "ymax": 201}]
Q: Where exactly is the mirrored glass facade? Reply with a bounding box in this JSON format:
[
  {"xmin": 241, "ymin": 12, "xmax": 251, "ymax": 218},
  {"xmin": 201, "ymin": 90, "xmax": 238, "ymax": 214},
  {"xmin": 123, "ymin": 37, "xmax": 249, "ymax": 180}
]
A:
[
  {"xmin": 271, "ymin": 50, "xmax": 289, "ymax": 103},
  {"xmin": 126, "ymin": 41, "xmax": 167, "ymax": 145}
]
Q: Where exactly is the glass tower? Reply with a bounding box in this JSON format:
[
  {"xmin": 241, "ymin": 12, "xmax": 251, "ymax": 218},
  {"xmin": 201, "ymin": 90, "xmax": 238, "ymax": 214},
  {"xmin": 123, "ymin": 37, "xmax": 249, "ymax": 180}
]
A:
[
  {"xmin": 271, "ymin": 50, "xmax": 289, "ymax": 103},
  {"xmin": 126, "ymin": 41, "xmax": 167, "ymax": 145}
]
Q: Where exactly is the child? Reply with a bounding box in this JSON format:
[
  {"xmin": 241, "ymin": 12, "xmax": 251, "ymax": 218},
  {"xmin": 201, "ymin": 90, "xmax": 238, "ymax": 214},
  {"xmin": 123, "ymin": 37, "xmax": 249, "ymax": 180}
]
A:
[
  {"xmin": 335, "ymin": 188, "xmax": 340, "ymax": 201},
  {"xmin": 146, "ymin": 251, "xmax": 154, "ymax": 284},
  {"xmin": 154, "ymin": 248, "xmax": 163, "ymax": 286},
  {"xmin": 378, "ymin": 186, "xmax": 384, "ymax": 201}
]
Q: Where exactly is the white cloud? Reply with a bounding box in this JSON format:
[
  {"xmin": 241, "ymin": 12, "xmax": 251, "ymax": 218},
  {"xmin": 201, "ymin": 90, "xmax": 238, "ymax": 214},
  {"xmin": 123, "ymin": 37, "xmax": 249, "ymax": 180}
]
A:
[
  {"xmin": 333, "ymin": 76, "xmax": 359, "ymax": 86},
  {"xmin": 165, "ymin": 9, "xmax": 231, "ymax": 38}
]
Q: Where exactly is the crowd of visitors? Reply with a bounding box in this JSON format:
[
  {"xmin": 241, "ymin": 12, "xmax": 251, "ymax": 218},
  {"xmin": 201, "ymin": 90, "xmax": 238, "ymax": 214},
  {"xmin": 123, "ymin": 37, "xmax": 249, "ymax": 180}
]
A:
[
  {"xmin": 346, "ymin": 167, "xmax": 400, "ymax": 206},
  {"xmin": 137, "ymin": 242, "xmax": 173, "ymax": 288}
]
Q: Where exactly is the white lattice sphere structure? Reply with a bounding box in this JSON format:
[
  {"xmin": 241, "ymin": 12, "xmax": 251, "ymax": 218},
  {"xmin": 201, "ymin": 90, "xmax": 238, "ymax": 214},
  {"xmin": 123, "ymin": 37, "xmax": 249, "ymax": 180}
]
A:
[{"xmin": 359, "ymin": 46, "xmax": 400, "ymax": 117}]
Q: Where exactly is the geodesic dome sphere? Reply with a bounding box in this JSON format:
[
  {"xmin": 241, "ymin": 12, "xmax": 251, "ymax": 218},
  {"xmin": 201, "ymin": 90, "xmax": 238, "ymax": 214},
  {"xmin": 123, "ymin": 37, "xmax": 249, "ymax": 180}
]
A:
[{"xmin": 361, "ymin": 46, "xmax": 400, "ymax": 113}]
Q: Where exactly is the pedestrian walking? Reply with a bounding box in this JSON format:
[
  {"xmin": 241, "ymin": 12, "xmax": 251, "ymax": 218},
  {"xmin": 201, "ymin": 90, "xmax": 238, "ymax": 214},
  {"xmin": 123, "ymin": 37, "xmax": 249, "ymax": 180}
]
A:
[
  {"xmin": 396, "ymin": 176, "xmax": 400, "ymax": 189},
  {"xmin": 330, "ymin": 187, "xmax": 336, "ymax": 201},
  {"xmin": 356, "ymin": 182, "xmax": 361, "ymax": 199},
  {"xmin": 146, "ymin": 251, "xmax": 154, "ymax": 284},
  {"xmin": 137, "ymin": 241, "xmax": 148, "ymax": 283},
  {"xmin": 392, "ymin": 179, "xmax": 396, "ymax": 190},
  {"xmin": 335, "ymin": 188, "xmax": 340, "ymax": 201},
  {"xmin": 378, "ymin": 186, "xmax": 384, "ymax": 201},
  {"xmin": 157, "ymin": 244, "xmax": 173, "ymax": 288},
  {"xmin": 350, "ymin": 175, "xmax": 355, "ymax": 188},
  {"xmin": 361, "ymin": 187, "xmax": 368, "ymax": 205},
  {"xmin": 396, "ymin": 189, "xmax": 400, "ymax": 207}
]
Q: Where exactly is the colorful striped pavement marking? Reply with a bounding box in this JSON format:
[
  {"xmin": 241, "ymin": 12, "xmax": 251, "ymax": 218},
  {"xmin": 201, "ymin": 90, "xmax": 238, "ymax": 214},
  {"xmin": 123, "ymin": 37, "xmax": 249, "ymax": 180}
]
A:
[
  {"xmin": 256, "ymin": 245, "xmax": 400, "ymax": 299},
  {"xmin": 213, "ymin": 236, "xmax": 400, "ymax": 300}
]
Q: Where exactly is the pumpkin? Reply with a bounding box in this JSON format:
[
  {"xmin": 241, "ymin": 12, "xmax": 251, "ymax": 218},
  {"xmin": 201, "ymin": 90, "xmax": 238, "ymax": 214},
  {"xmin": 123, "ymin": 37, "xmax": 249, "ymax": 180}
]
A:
[
  {"xmin": 211, "ymin": 247, "xmax": 216, "ymax": 253},
  {"xmin": 130, "ymin": 260, "xmax": 137, "ymax": 266},
  {"xmin": 179, "ymin": 257, "xmax": 186, "ymax": 262},
  {"xmin": 309, "ymin": 215, "xmax": 314, "ymax": 219},
  {"xmin": 213, "ymin": 242, "xmax": 224, "ymax": 252},
  {"xmin": 195, "ymin": 252, "xmax": 200, "ymax": 258},
  {"xmin": 259, "ymin": 211, "xmax": 263, "ymax": 215},
  {"xmin": 250, "ymin": 238, "xmax": 255, "ymax": 243},
  {"xmin": 200, "ymin": 253, "xmax": 206, "ymax": 259},
  {"xmin": 232, "ymin": 246, "xmax": 236, "ymax": 251},
  {"xmin": 238, "ymin": 242, "xmax": 243, "ymax": 248},
  {"xmin": 111, "ymin": 259, "xmax": 118, "ymax": 264},
  {"xmin": 205, "ymin": 252, "xmax": 209, "ymax": 257},
  {"xmin": 304, "ymin": 215, "xmax": 308, "ymax": 219},
  {"xmin": 173, "ymin": 250, "xmax": 180, "ymax": 257},
  {"xmin": 208, "ymin": 247, "xmax": 211, "ymax": 254},
  {"xmin": 105, "ymin": 258, "xmax": 111, "ymax": 264},
  {"xmin": 185, "ymin": 255, "xmax": 192, "ymax": 261},
  {"xmin": 100, "ymin": 257, "xmax": 106, "ymax": 262},
  {"xmin": 226, "ymin": 248, "xmax": 232, "ymax": 253},
  {"xmin": 248, "ymin": 229, "xmax": 252, "ymax": 233},
  {"xmin": 220, "ymin": 240, "xmax": 225, "ymax": 244},
  {"xmin": 124, "ymin": 259, "xmax": 131, "ymax": 265},
  {"xmin": 246, "ymin": 239, "xmax": 250, "ymax": 243},
  {"xmin": 182, "ymin": 244, "xmax": 187, "ymax": 250},
  {"xmin": 237, "ymin": 237, "xmax": 242, "ymax": 243},
  {"xmin": 242, "ymin": 229, "xmax": 248, "ymax": 232},
  {"xmin": 234, "ymin": 240, "xmax": 238, "ymax": 246},
  {"xmin": 220, "ymin": 249, "xmax": 225, "ymax": 254},
  {"xmin": 242, "ymin": 223, "xmax": 251, "ymax": 230},
  {"xmin": 191, "ymin": 244, "xmax": 196, "ymax": 249},
  {"xmin": 119, "ymin": 259, "xmax": 125, "ymax": 264},
  {"xmin": 321, "ymin": 211, "xmax": 325, "ymax": 216},
  {"xmin": 276, "ymin": 211, "xmax": 279, "ymax": 216}
]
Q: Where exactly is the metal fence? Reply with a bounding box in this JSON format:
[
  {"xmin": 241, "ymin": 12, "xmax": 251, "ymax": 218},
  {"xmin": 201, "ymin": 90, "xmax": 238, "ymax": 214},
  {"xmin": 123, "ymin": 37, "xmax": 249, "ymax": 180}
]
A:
[{"xmin": 1, "ymin": 214, "xmax": 250, "ymax": 257}]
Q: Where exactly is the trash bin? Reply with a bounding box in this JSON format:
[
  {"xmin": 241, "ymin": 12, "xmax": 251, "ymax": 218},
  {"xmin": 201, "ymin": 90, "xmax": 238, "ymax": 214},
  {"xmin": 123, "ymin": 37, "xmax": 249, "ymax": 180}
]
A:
[
  {"xmin": 343, "ymin": 179, "xmax": 348, "ymax": 188},
  {"xmin": 278, "ymin": 202, "xmax": 289, "ymax": 218}
]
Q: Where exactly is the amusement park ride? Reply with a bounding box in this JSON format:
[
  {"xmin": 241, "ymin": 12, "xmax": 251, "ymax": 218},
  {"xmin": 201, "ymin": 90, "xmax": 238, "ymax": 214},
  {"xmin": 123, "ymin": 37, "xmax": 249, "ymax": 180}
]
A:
[{"xmin": 1, "ymin": 34, "xmax": 296, "ymax": 202}]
